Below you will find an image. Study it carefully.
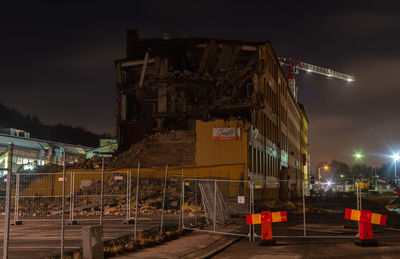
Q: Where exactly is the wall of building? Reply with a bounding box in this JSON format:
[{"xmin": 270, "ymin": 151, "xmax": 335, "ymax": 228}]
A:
[
  {"xmin": 250, "ymin": 43, "xmax": 305, "ymax": 199},
  {"xmin": 300, "ymin": 105, "xmax": 309, "ymax": 184},
  {"xmin": 195, "ymin": 119, "xmax": 249, "ymax": 167}
]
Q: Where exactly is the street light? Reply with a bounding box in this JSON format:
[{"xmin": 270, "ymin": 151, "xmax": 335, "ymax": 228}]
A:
[
  {"xmin": 318, "ymin": 165, "xmax": 329, "ymax": 182},
  {"xmin": 391, "ymin": 153, "xmax": 400, "ymax": 185},
  {"xmin": 353, "ymin": 152, "xmax": 363, "ymax": 160},
  {"xmin": 352, "ymin": 152, "xmax": 363, "ymax": 182}
]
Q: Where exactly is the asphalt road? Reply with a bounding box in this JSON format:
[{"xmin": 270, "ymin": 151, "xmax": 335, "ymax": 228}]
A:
[
  {"xmin": 112, "ymin": 231, "xmax": 237, "ymax": 259},
  {"xmin": 0, "ymin": 215, "xmax": 180, "ymax": 259},
  {"xmin": 0, "ymin": 193, "xmax": 398, "ymax": 258},
  {"xmin": 213, "ymin": 235, "xmax": 400, "ymax": 259}
]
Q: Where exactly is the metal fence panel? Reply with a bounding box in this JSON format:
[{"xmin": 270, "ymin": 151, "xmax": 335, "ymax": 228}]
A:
[
  {"xmin": 4, "ymin": 157, "xmax": 400, "ymax": 259},
  {"xmin": 18, "ymin": 172, "xmax": 71, "ymax": 221},
  {"xmin": 183, "ymin": 176, "xmax": 252, "ymax": 238}
]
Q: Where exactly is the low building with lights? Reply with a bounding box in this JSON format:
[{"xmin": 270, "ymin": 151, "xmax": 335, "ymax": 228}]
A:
[{"xmin": 0, "ymin": 128, "xmax": 92, "ymax": 174}]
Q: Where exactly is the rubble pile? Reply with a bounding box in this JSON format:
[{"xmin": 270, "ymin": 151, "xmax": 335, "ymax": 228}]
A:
[
  {"xmin": 111, "ymin": 130, "xmax": 196, "ymax": 169},
  {"xmin": 70, "ymin": 155, "xmax": 108, "ymax": 170},
  {"xmin": 3, "ymin": 174, "xmax": 193, "ymax": 219},
  {"xmin": 8, "ymin": 129, "xmax": 198, "ymax": 219},
  {"xmin": 33, "ymin": 163, "xmax": 63, "ymax": 173},
  {"xmin": 71, "ymin": 130, "xmax": 196, "ymax": 170}
]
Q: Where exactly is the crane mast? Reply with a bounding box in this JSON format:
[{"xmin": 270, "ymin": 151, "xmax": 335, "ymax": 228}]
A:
[{"xmin": 278, "ymin": 57, "xmax": 355, "ymax": 100}]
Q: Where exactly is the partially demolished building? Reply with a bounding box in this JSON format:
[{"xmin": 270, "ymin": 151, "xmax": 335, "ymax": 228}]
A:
[{"xmin": 115, "ymin": 30, "xmax": 309, "ymax": 198}]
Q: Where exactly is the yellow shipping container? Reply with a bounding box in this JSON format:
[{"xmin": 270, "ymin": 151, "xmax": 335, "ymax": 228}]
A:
[{"xmin": 195, "ymin": 119, "xmax": 249, "ymax": 167}]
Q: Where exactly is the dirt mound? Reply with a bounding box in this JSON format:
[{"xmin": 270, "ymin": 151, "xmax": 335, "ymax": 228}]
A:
[
  {"xmin": 112, "ymin": 130, "xmax": 195, "ymax": 169},
  {"xmin": 71, "ymin": 130, "xmax": 195, "ymax": 170},
  {"xmin": 33, "ymin": 163, "xmax": 63, "ymax": 173}
]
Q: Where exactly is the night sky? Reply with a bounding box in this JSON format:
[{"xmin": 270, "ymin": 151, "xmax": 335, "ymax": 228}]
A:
[{"xmin": 2, "ymin": 1, "xmax": 400, "ymax": 168}]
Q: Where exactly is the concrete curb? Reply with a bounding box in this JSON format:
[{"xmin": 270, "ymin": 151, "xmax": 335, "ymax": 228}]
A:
[{"xmin": 197, "ymin": 237, "xmax": 240, "ymax": 259}]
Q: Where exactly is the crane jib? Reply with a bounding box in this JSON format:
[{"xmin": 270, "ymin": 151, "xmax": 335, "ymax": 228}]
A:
[{"xmin": 278, "ymin": 57, "xmax": 355, "ymax": 82}]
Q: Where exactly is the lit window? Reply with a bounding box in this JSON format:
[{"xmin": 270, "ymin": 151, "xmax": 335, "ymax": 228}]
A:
[{"xmin": 22, "ymin": 159, "xmax": 28, "ymax": 164}]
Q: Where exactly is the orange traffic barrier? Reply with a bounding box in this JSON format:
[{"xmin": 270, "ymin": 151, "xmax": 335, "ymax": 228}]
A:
[
  {"xmin": 345, "ymin": 208, "xmax": 387, "ymax": 246},
  {"xmin": 246, "ymin": 211, "xmax": 287, "ymax": 246}
]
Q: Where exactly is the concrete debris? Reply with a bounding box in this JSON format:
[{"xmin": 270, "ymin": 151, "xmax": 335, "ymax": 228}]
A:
[
  {"xmin": 111, "ymin": 130, "xmax": 195, "ymax": 169},
  {"xmin": 7, "ymin": 174, "xmax": 199, "ymax": 219},
  {"xmin": 70, "ymin": 130, "xmax": 195, "ymax": 170},
  {"xmin": 33, "ymin": 163, "xmax": 63, "ymax": 173},
  {"xmin": 116, "ymin": 37, "xmax": 263, "ymax": 151}
]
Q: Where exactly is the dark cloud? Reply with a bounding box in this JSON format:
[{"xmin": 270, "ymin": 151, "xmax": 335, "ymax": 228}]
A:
[
  {"xmin": 1, "ymin": 0, "xmax": 400, "ymax": 169},
  {"xmin": 301, "ymin": 55, "xmax": 400, "ymax": 166}
]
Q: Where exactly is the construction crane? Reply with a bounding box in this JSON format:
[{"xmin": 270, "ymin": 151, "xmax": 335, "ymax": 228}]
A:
[{"xmin": 278, "ymin": 57, "xmax": 355, "ymax": 100}]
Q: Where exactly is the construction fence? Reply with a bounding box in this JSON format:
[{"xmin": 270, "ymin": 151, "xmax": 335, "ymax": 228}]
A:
[
  {"xmin": 1, "ymin": 147, "xmax": 400, "ymax": 257},
  {"xmin": 1, "ymin": 173, "xmax": 400, "ymax": 258},
  {"xmin": 182, "ymin": 177, "xmax": 400, "ymax": 241},
  {"xmin": 0, "ymin": 144, "xmax": 248, "ymax": 258}
]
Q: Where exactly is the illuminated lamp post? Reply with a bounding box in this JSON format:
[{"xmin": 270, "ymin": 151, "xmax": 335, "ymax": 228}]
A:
[
  {"xmin": 391, "ymin": 153, "xmax": 400, "ymax": 185},
  {"xmin": 352, "ymin": 152, "xmax": 363, "ymax": 182},
  {"xmin": 318, "ymin": 165, "xmax": 329, "ymax": 182}
]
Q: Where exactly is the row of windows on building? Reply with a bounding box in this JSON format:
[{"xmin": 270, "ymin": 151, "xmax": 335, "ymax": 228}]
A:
[
  {"xmin": 262, "ymin": 75, "xmax": 301, "ymax": 149},
  {"xmin": 12, "ymin": 156, "xmax": 46, "ymax": 166},
  {"xmin": 263, "ymin": 49, "xmax": 278, "ymax": 82},
  {"xmin": 248, "ymin": 146, "xmax": 280, "ymax": 179},
  {"xmin": 258, "ymin": 113, "xmax": 277, "ymax": 144}
]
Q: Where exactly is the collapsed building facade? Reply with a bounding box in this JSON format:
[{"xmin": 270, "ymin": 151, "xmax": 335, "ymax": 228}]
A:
[{"xmin": 114, "ymin": 30, "xmax": 309, "ymax": 198}]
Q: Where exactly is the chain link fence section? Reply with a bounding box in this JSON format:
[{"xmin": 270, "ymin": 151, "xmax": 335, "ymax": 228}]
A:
[
  {"xmin": 136, "ymin": 167, "xmax": 166, "ymax": 230},
  {"xmin": 304, "ymin": 178, "xmax": 356, "ymax": 237},
  {"xmin": 250, "ymin": 178, "xmax": 400, "ymax": 239},
  {"xmin": 251, "ymin": 179, "xmax": 304, "ymax": 239},
  {"xmin": 4, "ymin": 157, "xmax": 400, "ymax": 258},
  {"xmin": 183, "ymin": 177, "xmax": 252, "ymax": 238},
  {"xmin": 250, "ymin": 179, "xmax": 361, "ymax": 239},
  {"xmin": 17, "ymin": 172, "xmax": 72, "ymax": 221},
  {"xmin": 71, "ymin": 171, "xmax": 128, "ymax": 221},
  {"xmin": 159, "ymin": 166, "xmax": 183, "ymax": 234}
]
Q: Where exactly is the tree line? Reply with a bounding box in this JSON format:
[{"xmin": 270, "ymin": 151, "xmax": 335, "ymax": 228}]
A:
[
  {"xmin": 0, "ymin": 102, "xmax": 112, "ymax": 147},
  {"xmin": 315, "ymin": 159, "xmax": 398, "ymax": 180}
]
